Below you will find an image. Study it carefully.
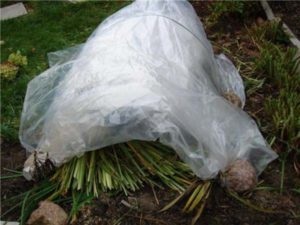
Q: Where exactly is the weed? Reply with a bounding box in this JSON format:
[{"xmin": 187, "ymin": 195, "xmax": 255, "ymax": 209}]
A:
[
  {"xmin": 246, "ymin": 18, "xmax": 300, "ymax": 150},
  {"xmin": 0, "ymin": 168, "xmax": 23, "ymax": 180},
  {"xmin": 207, "ymin": 1, "xmax": 245, "ymax": 25},
  {"xmin": 69, "ymin": 191, "xmax": 93, "ymax": 223},
  {"xmin": 250, "ymin": 19, "xmax": 290, "ymax": 46},
  {"xmin": 255, "ymin": 44, "xmax": 300, "ymax": 92},
  {"xmin": 243, "ymin": 75, "xmax": 265, "ymax": 96},
  {"xmin": 0, "ymin": 62, "xmax": 19, "ymax": 81},
  {"xmin": 254, "ymin": 43, "xmax": 300, "ymax": 148},
  {"xmin": 264, "ymin": 91, "xmax": 299, "ymax": 146},
  {"xmin": 8, "ymin": 51, "xmax": 28, "ymax": 67}
]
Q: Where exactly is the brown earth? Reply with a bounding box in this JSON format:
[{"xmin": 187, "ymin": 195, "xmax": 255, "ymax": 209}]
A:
[{"xmin": 269, "ymin": 1, "xmax": 300, "ymax": 39}]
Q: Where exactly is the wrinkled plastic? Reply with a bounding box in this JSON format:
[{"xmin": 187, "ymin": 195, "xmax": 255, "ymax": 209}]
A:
[
  {"xmin": 20, "ymin": 0, "xmax": 277, "ymax": 179},
  {"xmin": 47, "ymin": 44, "xmax": 84, "ymax": 67},
  {"xmin": 215, "ymin": 54, "xmax": 246, "ymax": 107}
]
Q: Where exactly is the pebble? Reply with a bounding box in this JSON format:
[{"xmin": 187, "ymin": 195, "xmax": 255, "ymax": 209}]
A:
[{"xmin": 26, "ymin": 200, "xmax": 67, "ymax": 225}]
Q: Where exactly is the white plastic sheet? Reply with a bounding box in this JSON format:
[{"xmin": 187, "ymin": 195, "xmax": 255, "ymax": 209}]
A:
[{"xmin": 20, "ymin": 0, "xmax": 277, "ymax": 180}]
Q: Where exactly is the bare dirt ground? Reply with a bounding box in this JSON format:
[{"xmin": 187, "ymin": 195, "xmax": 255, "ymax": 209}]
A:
[{"xmin": 269, "ymin": 1, "xmax": 300, "ymax": 38}]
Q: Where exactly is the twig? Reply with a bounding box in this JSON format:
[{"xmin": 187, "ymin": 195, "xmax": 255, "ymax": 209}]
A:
[{"xmin": 151, "ymin": 184, "xmax": 160, "ymax": 205}]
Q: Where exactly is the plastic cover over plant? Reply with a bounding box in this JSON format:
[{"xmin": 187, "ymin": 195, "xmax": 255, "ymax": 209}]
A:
[{"xmin": 20, "ymin": 0, "xmax": 277, "ymax": 180}]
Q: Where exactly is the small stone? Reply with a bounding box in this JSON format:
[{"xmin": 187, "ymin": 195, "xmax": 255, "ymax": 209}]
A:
[
  {"xmin": 0, "ymin": 3, "xmax": 28, "ymax": 21},
  {"xmin": 256, "ymin": 17, "xmax": 265, "ymax": 25},
  {"xmin": 222, "ymin": 159, "xmax": 257, "ymax": 192},
  {"xmin": 26, "ymin": 200, "xmax": 68, "ymax": 225},
  {"xmin": 0, "ymin": 222, "xmax": 20, "ymax": 225},
  {"xmin": 128, "ymin": 193, "xmax": 158, "ymax": 211}
]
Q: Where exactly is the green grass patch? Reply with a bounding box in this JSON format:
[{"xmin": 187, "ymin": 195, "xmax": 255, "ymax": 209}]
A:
[
  {"xmin": 1, "ymin": 1, "xmax": 129, "ymax": 141},
  {"xmin": 253, "ymin": 21, "xmax": 300, "ymax": 149}
]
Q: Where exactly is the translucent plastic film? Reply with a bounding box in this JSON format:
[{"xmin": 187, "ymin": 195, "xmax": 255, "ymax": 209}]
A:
[{"xmin": 20, "ymin": 0, "xmax": 277, "ymax": 179}]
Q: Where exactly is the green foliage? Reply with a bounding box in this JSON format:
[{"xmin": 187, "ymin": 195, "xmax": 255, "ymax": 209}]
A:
[
  {"xmin": 253, "ymin": 32, "xmax": 300, "ymax": 149},
  {"xmin": 0, "ymin": 168, "xmax": 23, "ymax": 180},
  {"xmin": 0, "ymin": 51, "xmax": 27, "ymax": 81},
  {"xmin": 0, "ymin": 62, "xmax": 19, "ymax": 81},
  {"xmin": 251, "ymin": 19, "xmax": 290, "ymax": 46},
  {"xmin": 264, "ymin": 91, "xmax": 300, "ymax": 146},
  {"xmin": 69, "ymin": 192, "xmax": 93, "ymax": 223},
  {"xmin": 243, "ymin": 76, "xmax": 265, "ymax": 96},
  {"xmin": 52, "ymin": 141, "xmax": 194, "ymax": 197},
  {"xmin": 207, "ymin": 0, "xmax": 245, "ymax": 24},
  {"xmin": 255, "ymin": 44, "xmax": 300, "ymax": 92},
  {"xmin": 8, "ymin": 50, "xmax": 28, "ymax": 67}
]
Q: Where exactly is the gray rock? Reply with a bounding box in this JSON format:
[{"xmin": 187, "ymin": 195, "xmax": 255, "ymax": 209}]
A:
[
  {"xmin": 1, "ymin": 222, "xmax": 20, "ymax": 225},
  {"xmin": 0, "ymin": 3, "xmax": 27, "ymax": 21}
]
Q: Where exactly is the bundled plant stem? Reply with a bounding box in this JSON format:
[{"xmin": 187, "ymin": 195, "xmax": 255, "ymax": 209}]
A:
[{"xmin": 51, "ymin": 141, "xmax": 194, "ymax": 196}]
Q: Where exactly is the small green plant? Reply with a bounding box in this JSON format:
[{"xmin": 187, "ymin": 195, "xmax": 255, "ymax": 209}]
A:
[
  {"xmin": 250, "ymin": 19, "xmax": 290, "ymax": 47},
  {"xmin": 264, "ymin": 91, "xmax": 299, "ymax": 146},
  {"xmin": 255, "ymin": 44, "xmax": 300, "ymax": 92},
  {"xmin": 0, "ymin": 168, "xmax": 23, "ymax": 180},
  {"xmin": 69, "ymin": 191, "xmax": 93, "ymax": 223},
  {"xmin": 0, "ymin": 62, "xmax": 19, "ymax": 80},
  {"xmin": 252, "ymin": 20, "xmax": 299, "ymax": 143},
  {"xmin": 0, "ymin": 51, "xmax": 27, "ymax": 81},
  {"xmin": 207, "ymin": 1, "xmax": 245, "ymax": 25},
  {"xmin": 253, "ymin": 38, "xmax": 300, "ymax": 149},
  {"xmin": 8, "ymin": 50, "xmax": 28, "ymax": 67}
]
